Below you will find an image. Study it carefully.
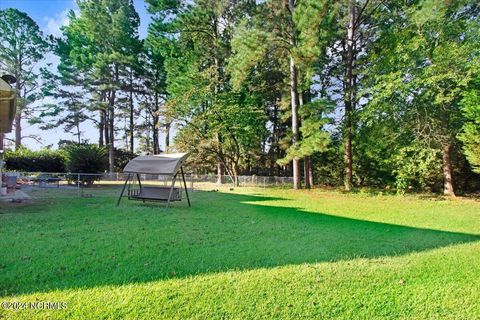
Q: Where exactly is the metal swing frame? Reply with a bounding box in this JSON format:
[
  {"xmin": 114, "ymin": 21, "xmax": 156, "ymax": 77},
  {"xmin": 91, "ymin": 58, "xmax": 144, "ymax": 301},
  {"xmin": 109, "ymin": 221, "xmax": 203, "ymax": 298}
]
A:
[{"xmin": 117, "ymin": 166, "xmax": 191, "ymax": 209}]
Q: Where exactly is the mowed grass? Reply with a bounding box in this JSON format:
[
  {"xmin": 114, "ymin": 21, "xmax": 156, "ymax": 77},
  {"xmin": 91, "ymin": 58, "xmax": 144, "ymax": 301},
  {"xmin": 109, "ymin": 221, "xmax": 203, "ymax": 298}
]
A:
[{"xmin": 0, "ymin": 187, "xmax": 480, "ymax": 319}]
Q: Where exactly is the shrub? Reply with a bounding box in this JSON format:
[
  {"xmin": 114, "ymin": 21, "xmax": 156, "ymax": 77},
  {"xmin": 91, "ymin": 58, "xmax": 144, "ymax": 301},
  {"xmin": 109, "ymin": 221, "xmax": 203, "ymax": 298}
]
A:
[
  {"xmin": 64, "ymin": 144, "xmax": 108, "ymax": 186},
  {"xmin": 393, "ymin": 145, "xmax": 443, "ymax": 194},
  {"xmin": 114, "ymin": 148, "xmax": 137, "ymax": 172},
  {"xmin": 4, "ymin": 148, "xmax": 66, "ymax": 172}
]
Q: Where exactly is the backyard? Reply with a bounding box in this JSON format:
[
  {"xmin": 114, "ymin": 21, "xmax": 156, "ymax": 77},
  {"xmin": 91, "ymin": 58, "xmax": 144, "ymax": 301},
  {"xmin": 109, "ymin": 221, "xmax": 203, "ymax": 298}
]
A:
[{"xmin": 1, "ymin": 187, "xmax": 479, "ymax": 319}]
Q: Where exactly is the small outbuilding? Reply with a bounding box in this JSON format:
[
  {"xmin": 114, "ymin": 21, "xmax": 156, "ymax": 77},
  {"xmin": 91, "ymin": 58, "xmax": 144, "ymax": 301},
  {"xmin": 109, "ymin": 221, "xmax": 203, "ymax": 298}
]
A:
[{"xmin": 117, "ymin": 153, "xmax": 191, "ymax": 208}]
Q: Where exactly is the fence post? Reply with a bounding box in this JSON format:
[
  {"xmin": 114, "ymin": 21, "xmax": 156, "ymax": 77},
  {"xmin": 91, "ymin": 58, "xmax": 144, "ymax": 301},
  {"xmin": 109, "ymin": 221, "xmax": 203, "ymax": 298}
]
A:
[{"xmin": 77, "ymin": 173, "xmax": 80, "ymax": 197}]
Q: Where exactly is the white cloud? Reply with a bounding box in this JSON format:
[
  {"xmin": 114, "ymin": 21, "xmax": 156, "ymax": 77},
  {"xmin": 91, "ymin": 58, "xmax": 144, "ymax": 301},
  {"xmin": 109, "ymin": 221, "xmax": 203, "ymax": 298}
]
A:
[{"xmin": 43, "ymin": 9, "xmax": 70, "ymax": 37}]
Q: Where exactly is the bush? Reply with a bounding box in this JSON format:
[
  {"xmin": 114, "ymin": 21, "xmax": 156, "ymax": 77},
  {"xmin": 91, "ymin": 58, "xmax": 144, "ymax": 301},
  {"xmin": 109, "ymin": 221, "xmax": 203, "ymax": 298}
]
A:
[
  {"xmin": 114, "ymin": 148, "xmax": 137, "ymax": 172},
  {"xmin": 64, "ymin": 144, "xmax": 108, "ymax": 186},
  {"xmin": 393, "ymin": 145, "xmax": 443, "ymax": 194},
  {"xmin": 4, "ymin": 148, "xmax": 66, "ymax": 172}
]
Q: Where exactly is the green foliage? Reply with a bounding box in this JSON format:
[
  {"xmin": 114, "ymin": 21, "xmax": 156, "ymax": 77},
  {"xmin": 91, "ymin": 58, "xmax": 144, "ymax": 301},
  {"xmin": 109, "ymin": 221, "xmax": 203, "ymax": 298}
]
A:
[
  {"xmin": 114, "ymin": 148, "xmax": 136, "ymax": 172},
  {"xmin": 64, "ymin": 144, "xmax": 108, "ymax": 185},
  {"xmin": 0, "ymin": 8, "xmax": 50, "ymax": 147},
  {"xmin": 363, "ymin": 0, "xmax": 480, "ymax": 194},
  {"xmin": 2, "ymin": 0, "xmax": 480, "ymax": 194},
  {"xmin": 4, "ymin": 148, "xmax": 66, "ymax": 172},
  {"xmin": 58, "ymin": 0, "xmax": 143, "ymax": 170},
  {"xmin": 459, "ymin": 80, "xmax": 480, "ymax": 173},
  {"xmin": 311, "ymin": 136, "xmax": 344, "ymax": 186},
  {"xmin": 393, "ymin": 145, "xmax": 443, "ymax": 194},
  {"xmin": 278, "ymin": 99, "xmax": 331, "ymax": 165}
]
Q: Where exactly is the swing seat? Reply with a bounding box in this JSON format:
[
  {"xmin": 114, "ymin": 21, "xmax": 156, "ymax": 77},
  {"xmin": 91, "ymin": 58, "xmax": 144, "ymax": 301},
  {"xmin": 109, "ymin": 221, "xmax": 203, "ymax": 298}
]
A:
[
  {"xmin": 117, "ymin": 153, "xmax": 191, "ymax": 208},
  {"xmin": 128, "ymin": 186, "xmax": 182, "ymax": 202}
]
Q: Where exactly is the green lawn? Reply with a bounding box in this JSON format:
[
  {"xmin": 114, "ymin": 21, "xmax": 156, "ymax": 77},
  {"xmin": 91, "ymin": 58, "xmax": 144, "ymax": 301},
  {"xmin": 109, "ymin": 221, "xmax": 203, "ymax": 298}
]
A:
[{"xmin": 1, "ymin": 188, "xmax": 479, "ymax": 319}]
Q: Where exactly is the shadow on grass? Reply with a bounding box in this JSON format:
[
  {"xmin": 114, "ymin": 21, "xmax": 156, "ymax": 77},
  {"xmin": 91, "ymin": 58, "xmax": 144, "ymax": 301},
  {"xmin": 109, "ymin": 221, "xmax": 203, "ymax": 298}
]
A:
[{"xmin": 1, "ymin": 190, "xmax": 479, "ymax": 296}]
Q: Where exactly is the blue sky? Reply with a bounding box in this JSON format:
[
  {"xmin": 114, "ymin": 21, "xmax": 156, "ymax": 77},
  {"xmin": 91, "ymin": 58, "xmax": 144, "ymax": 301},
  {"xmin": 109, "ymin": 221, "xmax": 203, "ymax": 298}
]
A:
[{"xmin": 0, "ymin": 0, "xmax": 152, "ymax": 150}]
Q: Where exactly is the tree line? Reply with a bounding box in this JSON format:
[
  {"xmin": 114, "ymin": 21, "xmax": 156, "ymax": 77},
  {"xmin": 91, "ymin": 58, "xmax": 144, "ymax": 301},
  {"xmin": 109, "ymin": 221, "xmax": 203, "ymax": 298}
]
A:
[{"xmin": 0, "ymin": 0, "xmax": 479, "ymax": 195}]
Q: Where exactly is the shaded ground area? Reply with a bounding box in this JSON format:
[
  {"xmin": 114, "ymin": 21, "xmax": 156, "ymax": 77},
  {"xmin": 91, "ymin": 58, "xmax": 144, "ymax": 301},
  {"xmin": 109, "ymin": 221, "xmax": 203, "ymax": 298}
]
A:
[{"xmin": 1, "ymin": 189, "xmax": 478, "ymax": 298}]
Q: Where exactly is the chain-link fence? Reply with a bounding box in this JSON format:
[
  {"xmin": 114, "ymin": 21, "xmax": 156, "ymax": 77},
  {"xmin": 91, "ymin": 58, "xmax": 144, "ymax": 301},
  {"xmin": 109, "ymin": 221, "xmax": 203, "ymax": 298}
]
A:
[{"xmin": 1, "ymin": 172, "xmax": 294, "ymax": 200}]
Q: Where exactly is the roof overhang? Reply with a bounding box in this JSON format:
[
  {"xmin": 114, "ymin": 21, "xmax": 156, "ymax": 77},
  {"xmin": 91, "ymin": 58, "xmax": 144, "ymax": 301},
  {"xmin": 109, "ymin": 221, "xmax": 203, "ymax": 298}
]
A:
[{"xmin": 0, "ymin": 78, "xmax": 16, "ymax": 134}]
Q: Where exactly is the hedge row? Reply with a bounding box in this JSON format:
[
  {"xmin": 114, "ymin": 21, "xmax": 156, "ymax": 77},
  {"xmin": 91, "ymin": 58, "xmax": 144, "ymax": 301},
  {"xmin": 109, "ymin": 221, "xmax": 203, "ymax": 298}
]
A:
[
  {"xmin": 4, "ymin": 145, "xmax": 136, "ymax": 173},
  {"xmin": 4, "ymin": 148, "xmax": 67, "ymax": 172}
]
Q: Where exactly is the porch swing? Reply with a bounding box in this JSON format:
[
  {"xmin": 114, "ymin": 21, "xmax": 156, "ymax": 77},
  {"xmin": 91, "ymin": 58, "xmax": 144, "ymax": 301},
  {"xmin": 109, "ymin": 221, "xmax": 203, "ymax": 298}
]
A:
[{"xmin": 117, "ymin": 153, "xmax": 191, "ymax": 208}]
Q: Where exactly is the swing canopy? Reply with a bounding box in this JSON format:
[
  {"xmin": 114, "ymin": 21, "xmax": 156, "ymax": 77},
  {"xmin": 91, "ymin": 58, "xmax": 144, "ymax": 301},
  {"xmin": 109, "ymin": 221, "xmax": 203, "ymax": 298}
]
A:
[
  {"xmin": 123, "ymin": 153, "xmax": 189, "ymax": 176},
  {"xmin": 117, "ymin": 152, "xmax": 191, "ymax": 208}
]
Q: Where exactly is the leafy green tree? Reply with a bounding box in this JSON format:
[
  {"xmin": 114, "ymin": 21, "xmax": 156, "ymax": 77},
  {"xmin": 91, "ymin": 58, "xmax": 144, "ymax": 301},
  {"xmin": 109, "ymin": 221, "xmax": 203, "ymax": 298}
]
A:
[
  {"xmin": 0, "ymin": 8, "xmax": 49, "ymax": 149},
  {"xmin": 60, "ymin": 0, "xmax": 142, "ymax": 172},
  {"xmin": 140, "ymin": 33, "xmax": 168, "ymax": 154},
  {"xmin": 147, "ymin": 0, "xmax": 266, "ymax": 184},
  {"xmin": 229, "ymin": 0, "xmax": 335, "ymax": 189},
  {"xmin": 367, "ymin": 0, "xmax": 479, "ymax": 195},
  {"xmin": 36, "ymin": 64, "xmax": 90, "ymax": 144},
  {"xmin": 459, "ymin": 78, "xmax": 480, "ymax": 173}
]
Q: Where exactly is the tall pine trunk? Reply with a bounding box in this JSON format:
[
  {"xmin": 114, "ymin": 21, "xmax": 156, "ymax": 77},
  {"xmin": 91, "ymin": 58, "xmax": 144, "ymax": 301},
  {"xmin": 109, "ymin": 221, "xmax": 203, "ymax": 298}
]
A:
[
  {"xmin": 288, "ymin": 0, "xmax": 300, "ymax": 190},
  {"xmin": 76, "ymin": 119, "xmax": 81, "ymax": 144},
  {"xmin": 289, "ymin": 57, "xmax": 300, "ymax": 190},
  {"xmin": 108, "ymin": 101, "xmax": 115, "ymax": 173},
  {"xmin": 104, "ymin": 110, "xmax": 110, "ymax": 146},
  {"xmin": 165, "ymin": 121, "xmax": 170, "ymax": 151},
  {"xmin": 108, "ymin": 66, "xmax": 120, "ymax": 173},
  {"xmin": 99, "ymin": 109, "xmax": 104, "ymax": 147},
  {"xmin": 129, "ymin": 71, "xmax": 134, "ymax": 153},
  {"xmin": 216, "ymin": 132, "xmax": 224, "ymax": 185},
  {"xmin": 152, "ymin": 92, "xmax": 160, "ymax": 154},
  {"xmin": 14, "ymin": 76, "xmax": 21, "ymax": 150},
  {"xmin": 304, "ymin": 157, "xmax": 311, "ymax": 189},
  {"xmin": 442, "ymin": 142, "xmax": 455, "ymax": 196},
  {"xmin": 14, "ymin": 114, "xmax": 21, "ymax": 150},
  {"xmin": 344, "ymin": 0, "xmax": 356, "ymax": 191},
  {"xmin": 108, "ymin": 92, "xmax": 115, "ymax": 172},
  {"xmin": 308, "ymin": 157, "xmax": 314, "ymax": 186}
]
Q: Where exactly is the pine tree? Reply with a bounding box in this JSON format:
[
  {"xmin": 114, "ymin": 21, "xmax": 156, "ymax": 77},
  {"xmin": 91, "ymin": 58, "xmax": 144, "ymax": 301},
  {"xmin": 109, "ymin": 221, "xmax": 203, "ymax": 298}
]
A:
[{"xmin": 0, "ymin": 8, "xmax": 49, "ymax": 149}]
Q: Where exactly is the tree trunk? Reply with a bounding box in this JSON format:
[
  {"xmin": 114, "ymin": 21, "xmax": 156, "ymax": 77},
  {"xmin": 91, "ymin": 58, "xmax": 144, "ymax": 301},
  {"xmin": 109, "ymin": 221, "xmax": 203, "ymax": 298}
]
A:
[
  {"xmin": 104, "ymin": 108, "xmax": 110, "ymax": 146},
  {"xmin": 288, "ymin": 0, "xmax": 301, "ymax": 190},
  {"xmin": 217, "ymin": 161, "xmax": 224, "ymax": 184},
  {"xmin": 165, "ymin": 121, "xmax": 171, "ymax": 151},
  {"xmin": 145, "ymin": 109, "xmax": 151, "ymax": 153},
  {"xmin": 304, "ymin": 157, "xmax": 311, "ymax": 189},
  {"xmin": 14, "ymin": 62, "xmax": 22, "ymax": 150},
  {"xmin": 216, "ymin": 133, "xmax": 224, "ymax": 185},
  {"xmin": 14, "ymin": 114, "xmax": 21, "ymax": 150},
  {"xmin": 442, "ymin": 142, "xmax": 455, "ymax": 196},
  {"xmin": 108, "ymin": 104, "xmax": 115, "ymax": 173},
  {"xmin": 344, "ymin": 0, "xmax": 356, "ymax": 191},
  {"xmin": 290, "ymin": 57, "xmax": 301, "ymax": 190},
  {"xmin": 233, "ymin": 162, "xmax": 239, "ymax": 187},
  {"xmin": 308, "ymin": 158, "xmax": 314, "ymax": 187},
  {"xmin": 108, "ymin": 91, "xmax": 115, "ymax": 173},
  {"xmin": 129, "ymin": 75, "xmax": 134, "ymax": 153},
  {"xmin": 99, "ymin": 110, "xmax": 104, "ymax": 147},
  {"xmin": 108, "ymin": 66, "xmax": 120, "ymax": 173},
  {"xmin": 76, "ymin": 120, "xmax": 81, "ymax": 144},
  {"xmin": 151, "ymin": 92, "xmax": 160, "ymax": 154}
]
